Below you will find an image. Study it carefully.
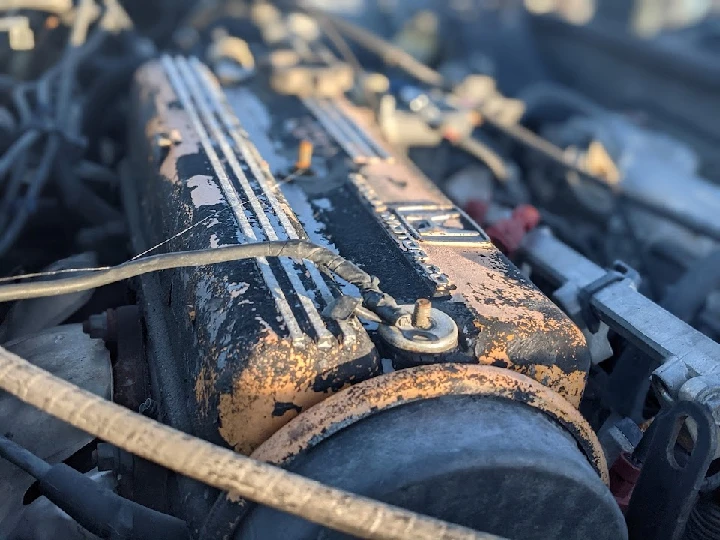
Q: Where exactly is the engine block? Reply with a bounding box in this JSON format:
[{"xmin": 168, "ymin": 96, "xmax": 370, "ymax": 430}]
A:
[{"xmin": 125, "ymin": 55, "xmax": 624, "ymax": 539}]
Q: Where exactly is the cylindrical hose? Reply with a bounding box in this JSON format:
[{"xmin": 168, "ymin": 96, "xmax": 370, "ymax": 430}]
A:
[
  {"xmin": 0, "ymin": 433, "xmax": 51, "ymax": 478},
  {"xmin": 0, "ymin": 345, "xmax": 503, "ymax": 540},
  {"xmin": 0, "ymin": 435, "xmax": 191, "ymax": 540}
]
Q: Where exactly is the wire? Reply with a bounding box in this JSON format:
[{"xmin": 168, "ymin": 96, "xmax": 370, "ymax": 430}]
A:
[
  {"xmin": 317, "ymin": 12, "xmax": 446, "ymax": 88},
  {"xmin": 0, "ymin": 239, "xmax": 403, "ymax": 322},
  {"xmin": 129, "ymin": 208, "xmax": 230, "ymax": 260},
  {"xmin": 0, "ymin": 265, "xmax": 112, "ymax": 283},
  {"xmin": 451, "ymin": 136, "xmax": 509, "ymax": 182},
  {"xmin": 310, "ymin": 10, "xmax": 379, "ymax": 111},
  {"xmin": 0, "ymin": 134, "xmax": 58, "ymax": 257},
  {"xmin": 0, "ymin": 129, "xmax": 41, "ymax": 182},
  {"xmin": 11, "ymin": 84, "xmax": 32, "ymax": 127},
  {"xmin": 0, "ymin": 26, "xmax": 108, "ymax": 258},
  {"xmin": 0, "ymin": 434, "xmax": 51, "ymax": 478}
]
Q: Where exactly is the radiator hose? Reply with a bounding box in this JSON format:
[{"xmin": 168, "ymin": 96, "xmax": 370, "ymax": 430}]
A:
[{"xmin": 0, "ymin": 345, "xmax": 503, "ymax": 540}]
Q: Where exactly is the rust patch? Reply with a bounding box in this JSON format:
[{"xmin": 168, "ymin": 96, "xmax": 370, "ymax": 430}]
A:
[
  {"xmin": 333, "ymin": 95, "xmax": 591, "ymax": 400},
  {"xmin": 194, "ymin": 365, "xmax": 217, "ymax": 415},
  {"xmin": 516, "ymin": 365, "xmax": 586, "ymax": 407},
  {"xmin": 250, "ymin": 364, "xmax": 608, "ymax": 491},
  {"xmin": 217, "ymin": 330, "xmax": 377, "ymax": 455}
]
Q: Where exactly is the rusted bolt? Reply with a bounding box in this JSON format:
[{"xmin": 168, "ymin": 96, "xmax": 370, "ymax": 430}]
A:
[
  {"xmin": 295, "ymin": 140, "xmax": 313, "ymax": 170},
  {"xmin": 411, "ymin": 298, "xmax": 432, "ymax": 329}
]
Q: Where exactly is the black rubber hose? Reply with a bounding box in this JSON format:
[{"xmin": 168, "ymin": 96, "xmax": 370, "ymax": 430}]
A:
[
  {"xmin": 0, "ymin": 32, "xmax": 107, "ymax": 258},
  {"xmin": 662, "ymin": 250, "xmax": 720, "ymax": 323},
  {"xmin": 683, "ymin": 494, "xmax": 720, "ymax": 540},
  {"xmin": 80, "ymin": 55, "xmax": 147, "ymax": 154},
  {"xmin": 38, "ymin": 463, "xmax": 192, "ymax": 540},
  {"xmin": 0, "ymin": 135, "xmax": 59, "ymax": 257},
  {"xmin": 55, "ymin": 152, "xmax": 124, "ymax": 225},
  {"xmin": 0, "ymin": 240, "xmax": 403, "ymax": 322},
  {"xmin": 0, "ymin": 130, "xmax": 41, "ymax": 183},
  {"xmin": 201, "ymin": 497, "xmax": 251, "ymax": 540},
  {"xmin": 0, "ymin": 434, "xmax": 51, "ymax": 478},
  {"xmin": 0, "ymin": 435, "xmax": 191, "ymax": 540}
]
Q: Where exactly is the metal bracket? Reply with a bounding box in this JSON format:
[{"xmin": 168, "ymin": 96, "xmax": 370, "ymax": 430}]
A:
[
  {"xmin": 578, "ymin": 262, "xmax": 640, "ymax": 333},
  {"xmin": 520, "ymin": 228, "xmax": 720, "ymax": 421},
  {"xmin": 625, "ymin": 401, "xmax": 718, "ymax": 540}
]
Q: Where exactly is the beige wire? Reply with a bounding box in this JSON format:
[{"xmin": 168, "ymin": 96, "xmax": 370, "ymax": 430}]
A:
[
  {"xmin": 0, "ymin": 0, "xmax": 72, "ymax": 14},
  {"xmin": 0, "ymin": 345, "xmax": 506, "ymax": 540}
]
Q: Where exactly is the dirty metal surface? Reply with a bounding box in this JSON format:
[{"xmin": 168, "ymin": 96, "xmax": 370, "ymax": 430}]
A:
[
  {"xmin": 227, "ymin": 82, "xmax": 592, "ymax": 405},
  {"xmin": 129, "ymin": 58, "xmax": 378, "ymax": 455},
  {"xmin": 251, "ymin": 364, "xmax": 608, "ymax": 483}
]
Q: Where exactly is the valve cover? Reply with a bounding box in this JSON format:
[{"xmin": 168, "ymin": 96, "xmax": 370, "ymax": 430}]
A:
[{"xmin": 127, "ymin": 56, "xmax": 592, "ymax": 454}]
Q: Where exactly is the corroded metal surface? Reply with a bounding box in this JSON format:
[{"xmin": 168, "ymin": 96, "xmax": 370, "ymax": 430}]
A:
[
  {"xmin": 281, "ymin": 93, "xmax": 591, "ymax": 405},
  {"xmin": 131, "ymin": 55, "xmax": 593, "ymax": 457},
  {"xmin": 251, "ymin": 364, "xmax": 608, "ymax": 484},
  {"xmin": 130, "ymin": 59, "xmax": 378, "ymax": 454}
]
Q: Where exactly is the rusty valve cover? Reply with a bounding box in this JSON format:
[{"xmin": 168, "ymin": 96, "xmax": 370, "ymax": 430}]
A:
[{"xmin": 128, "ymin": 56, "xmax": 591, "ymax": 455}]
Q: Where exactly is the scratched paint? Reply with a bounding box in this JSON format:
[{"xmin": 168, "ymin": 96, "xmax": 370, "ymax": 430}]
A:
[{"xmin": 187, "ymin": 174, "xmax": 224, "ymax": 207}]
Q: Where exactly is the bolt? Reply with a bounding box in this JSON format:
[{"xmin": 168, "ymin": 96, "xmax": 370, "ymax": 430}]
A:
[
  {"xmin": 83, "ymin": 312, "xmax": 109, "ymax": 340},
  {"xmin": 411, "ymin": 298, "xmax": 432, "ymax": 329},
  {"xmin": 295, "ymin": 140, "xmax": 313, "ymax": 170}
]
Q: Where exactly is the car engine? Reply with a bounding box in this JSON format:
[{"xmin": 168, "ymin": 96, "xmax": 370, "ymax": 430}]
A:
[{"xmin": 1, "ymin": 2, "xmax": 720, "ymax": 540}]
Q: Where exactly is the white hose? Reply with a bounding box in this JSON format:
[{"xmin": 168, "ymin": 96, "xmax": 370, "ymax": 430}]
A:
[{"xmin": 0, "ymin": 0, "xmax": 72, "ymax": 15}]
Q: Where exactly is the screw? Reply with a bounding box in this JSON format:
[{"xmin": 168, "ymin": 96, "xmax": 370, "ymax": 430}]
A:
[{"xmin": 411, "ymin": 298, "xmax": 432, "ymax": 329}]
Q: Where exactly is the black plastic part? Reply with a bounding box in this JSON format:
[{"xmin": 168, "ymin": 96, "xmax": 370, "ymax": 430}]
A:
[
  {"xmin": 234, "ymin": 396, "xmax": 627, "ymax": 540},
  {"xmin": 626, "ymin": 401, "xmax": 718, "ymax": 540},
  {"xmin": 38, "ymin": 463, "xmax": 191, "ymax": 540}
]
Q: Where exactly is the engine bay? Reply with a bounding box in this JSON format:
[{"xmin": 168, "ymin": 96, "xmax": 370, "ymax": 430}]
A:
[{"xmin": 1, "ymin": 2, "xmax": 720, "ymax": 539}]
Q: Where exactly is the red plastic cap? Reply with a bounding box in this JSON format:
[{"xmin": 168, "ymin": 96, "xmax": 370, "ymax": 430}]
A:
[{"xmin": 486, "ymin": 204, "xmax": 541, "ymax": 256}]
